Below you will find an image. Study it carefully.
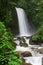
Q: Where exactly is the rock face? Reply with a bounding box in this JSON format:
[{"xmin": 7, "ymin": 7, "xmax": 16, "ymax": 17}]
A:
[
  {"xmin": 20, "ymin": 41, "xmax": 28, "ymax": 47},
  {"xmin": 21, "ymin": 51, "xmax": 32, "ymax": 57},
  {"xmin": 20, "ymin": 63, "xmax": 32, "ymax": 65}
]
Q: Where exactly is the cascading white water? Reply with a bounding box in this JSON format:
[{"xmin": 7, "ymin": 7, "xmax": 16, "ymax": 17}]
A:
[
  {"xmin": 14, "ymin": 7, "xmax": 43, "ymax": 65},
  {"xmin": 24, "ymin": 57, "xmax": 42, "ymax": 65},
  {"xmin": 16, "ymin": 7, "xmax": 35, "ymax": 37}
]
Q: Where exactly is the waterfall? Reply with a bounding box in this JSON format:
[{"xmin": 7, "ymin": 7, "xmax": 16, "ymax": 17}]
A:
[
  {"xmin": 16, "ymin": 7, "xmax": 35, "ymax": 37},
  {"xmin": 14, "ymin": 7, "xmax": 43, "ymax": 65}
]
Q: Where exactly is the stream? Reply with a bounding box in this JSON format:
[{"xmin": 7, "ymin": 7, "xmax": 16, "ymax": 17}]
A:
[
  {"xmin": 14, "ymin": 37, "xmax": 43, "ymax": 65},
  {"xmin": 13, "ymin": 7, "xmax": 43, "ymax": 65}
]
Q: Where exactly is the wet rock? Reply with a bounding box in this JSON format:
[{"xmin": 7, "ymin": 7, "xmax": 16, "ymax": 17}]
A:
[
  {"xmin": 30, "ymin": 38, "xmax": 43, "ymax": 45},
  {"xmin": 15, "ymin": 51, "xmax": 32, "ymax": 57},
  {"xmin": 13, "ymin": 38, "xmax": 17, "ymax": 41},
  {"xmin": 20, "ymin": 37, "xmax": 26, "ymax": 42},
  {"xmin": 20, "ymin": 41, "xmax": 28, "ymax": 47},
  {"xmin": 26, "ymin": 37, "xmax": 30, "ymax": 39},
  {"xmin": 38, "ymin": 47, "xmax": 43, "ymax": 54},
  {"xmin": 14, "ymin": 40, "xmax": 20, "ymax": 45},
  {"xmin": 17, "ymin": 37, "xmax": 21, "ymax": 40},
  {"xmin": 17, "ymin": 37, "xmax": 26, "ymax": 42},
  {"xmin": 20, "ymin": 62, "xmax": 32, "ymax": 65},
  {"xmin": 21, "ymin": 51, "xmax": 32, "ymax": 57}
]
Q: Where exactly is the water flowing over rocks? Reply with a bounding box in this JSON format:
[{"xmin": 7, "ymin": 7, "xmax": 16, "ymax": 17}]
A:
[
  {"xmin": 14, "ymin": 7, "xmax": 43, "ymax": 65},
  {"xmin": 14, "ymin": 36, "xmax": 43, "ymax": 65}
]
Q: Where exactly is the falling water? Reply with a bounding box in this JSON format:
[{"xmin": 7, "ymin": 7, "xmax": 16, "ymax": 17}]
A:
[
  {"xmin": 14, "ymin": 7, "xmax": 43, "ymax": 65},
  {"xmin": 16, "ymin": 7, "xmax": 35, "ymax": 37}
]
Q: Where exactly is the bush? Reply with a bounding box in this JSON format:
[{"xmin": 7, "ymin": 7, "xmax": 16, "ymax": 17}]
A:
[
  {"xmin": 0, "ymin": 22, "xmax": 21, "ymax": 65},
  {"xmin": 31, "ymin": 25, "xmax": 43, "ymax": 42}
]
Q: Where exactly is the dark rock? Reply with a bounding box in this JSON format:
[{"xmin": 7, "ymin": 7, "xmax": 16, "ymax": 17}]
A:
[
  {"xmin": 21, "ymin": 37, "xmax": 26, "ymax": 42},
  {"xmin": 26, "ymin": 37, "xmax": 30, "ymax": 39},
  {"xmin": 29, "ymin": 39, "xmax": 41, "ymax": 45},
  {"xmin": 20, "ymin": 62, "xmax": 32, "ymax": 65},
  {"xmin": 30, "ymin": 37, "xmax": 43, "ymax": 45},
  {"xmin": 21, "ymin": 51, "xmax": 32, "ymax": 57},
  {"xmin": 17, "ymin": 37, "xmax": 21, "ymax": 40},
  {"xmin": 20, "ymin": 41, "xmax": 28, "ymax": 47}
]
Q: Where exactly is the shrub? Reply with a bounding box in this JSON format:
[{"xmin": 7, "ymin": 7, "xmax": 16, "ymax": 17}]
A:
[{"xmin": 0, "ymin": 22, "xmax": 21, "ymax": 65}]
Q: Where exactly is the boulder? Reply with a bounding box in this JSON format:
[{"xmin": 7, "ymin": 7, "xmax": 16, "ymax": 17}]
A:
[
  {"xmin": 20, "ymin": 41, "xmax": 28, "ymax": 47},
  {"xmin": 21, "ymin": 51, "xmax": 32, "ymax": 57}
]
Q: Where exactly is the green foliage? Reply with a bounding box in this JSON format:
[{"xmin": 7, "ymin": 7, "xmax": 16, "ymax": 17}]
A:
[
  {"xmin": 0, "ymin": 0, "xmax": 9, "ymax": 21},
  {"xmin": 0, "ymin": 22, "xmax": 21, "ymax": 65},
  {"xmin": 32, "ymin": 25, "xmax": 43, "ymax": 42},
  {"xmin": 17, "ymin": 0, "xmax": 43, "ymax": 26},
  {"xmin": 0, "ymin": 51, "xmax": 21, "ymax": 65},
  {"xmin": 0, "ymin": 0, "xmax": 22, "ymax": 65}
]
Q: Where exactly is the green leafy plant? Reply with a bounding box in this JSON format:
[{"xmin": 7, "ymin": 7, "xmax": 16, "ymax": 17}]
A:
[{"xmin": 0, "ymin": 22, "xmax": 21, "ymax": 65}]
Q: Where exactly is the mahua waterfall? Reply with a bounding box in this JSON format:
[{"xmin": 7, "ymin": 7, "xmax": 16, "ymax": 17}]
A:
[
  {"xmin": 16, "ymin": 7, "xmax": 35, "ymax": 37},
  {"xmin": 14, "ymin": 7, "xmax": 43, "ymax": 65}
]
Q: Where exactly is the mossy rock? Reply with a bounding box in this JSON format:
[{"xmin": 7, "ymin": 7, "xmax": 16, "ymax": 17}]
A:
[
  {"xmin": 21, "ymin": 51, "xmax": 32, "ymax": 57},
  {"xmin": 29, "ymin": 38, "xmax": 41, "ymax": 45},
  {"xmin": 21, "ymin": 37, "xmax": 26, "ymax": 42},
  {"xmin": 20, "ymin": 41, "xmax": 28, "ymax": 47}
]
